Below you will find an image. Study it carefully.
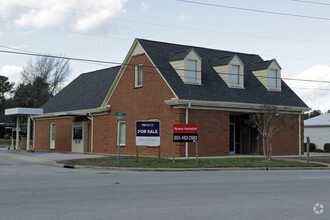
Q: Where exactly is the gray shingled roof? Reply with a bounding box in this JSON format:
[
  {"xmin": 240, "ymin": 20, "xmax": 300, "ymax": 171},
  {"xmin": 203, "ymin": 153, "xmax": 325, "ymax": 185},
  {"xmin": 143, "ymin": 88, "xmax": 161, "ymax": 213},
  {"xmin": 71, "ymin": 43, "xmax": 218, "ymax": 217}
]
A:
[
  {"xmin": 211, "ymin": 55, "xmax": 235, "ymax": 66},
  {"xmin": 42, "ymin": 66, "xmax": 120, "ymax": 113},
  {"xmin": 251, "ymin": 60, "xmax": 274, "ymax": 71},
  {"xmin": 138, "ymin": 39, "xmax": 307, "ymax": 108},
  {"xmin": 168, "ymin": 49, "xmax": 193, "ymax": 61}
]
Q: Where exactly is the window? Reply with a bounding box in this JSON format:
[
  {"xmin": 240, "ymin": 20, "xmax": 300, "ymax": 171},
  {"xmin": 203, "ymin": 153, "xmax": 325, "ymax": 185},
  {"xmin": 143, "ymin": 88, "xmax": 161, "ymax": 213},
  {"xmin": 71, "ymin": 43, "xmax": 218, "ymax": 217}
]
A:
[
  {"xmin": 73, "ymin": 126, "xmax": 83, "ymax": 140},
  {"xmin": 135, "ymin": 64, "xmax": 143, "ymax": 87},
  {"xmin": 231, "ymin": 65, "xmax": 239, "ymax": 85},
  {"xmin": 50, "ymin": 123, "xmax": 55, "ymax": 149},
  {"xmin": 186, "ymin": 59, "xmax": 197, "ymax": 82},
  {"xmin": 269, "ymin": 69, "xmax": 277, "ymax": 88},
  {"xmin": 118, "ymin": 121, "xmax": 126, "ymax": 146}
]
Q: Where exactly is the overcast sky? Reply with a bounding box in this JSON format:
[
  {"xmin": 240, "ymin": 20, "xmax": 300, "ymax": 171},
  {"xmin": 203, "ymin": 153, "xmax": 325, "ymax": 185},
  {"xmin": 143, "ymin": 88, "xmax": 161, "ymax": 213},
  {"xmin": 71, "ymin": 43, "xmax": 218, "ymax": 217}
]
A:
[{"xmin": 1, "ymin": 0, "xmax": 330, "ymax": 112}]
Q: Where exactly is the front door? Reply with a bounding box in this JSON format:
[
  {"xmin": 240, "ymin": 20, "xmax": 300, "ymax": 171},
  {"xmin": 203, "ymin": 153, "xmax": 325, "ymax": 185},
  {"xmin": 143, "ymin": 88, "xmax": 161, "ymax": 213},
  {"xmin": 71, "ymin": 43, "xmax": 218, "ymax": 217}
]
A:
[
  {"xmin": 50, "ymin": 123, "xmax": 55, "ymax": 149},
  {"xmin": 250, "ymin": 125, "xmax": 258, "ymax": 154}
]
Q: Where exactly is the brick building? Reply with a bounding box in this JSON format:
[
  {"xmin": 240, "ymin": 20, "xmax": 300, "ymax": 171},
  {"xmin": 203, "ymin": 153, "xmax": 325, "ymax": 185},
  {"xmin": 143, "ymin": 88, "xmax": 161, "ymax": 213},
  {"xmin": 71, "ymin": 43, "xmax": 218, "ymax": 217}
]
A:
[{"xmin": 32, "ymin": 39, "xmax": 309, "ymax": 157}]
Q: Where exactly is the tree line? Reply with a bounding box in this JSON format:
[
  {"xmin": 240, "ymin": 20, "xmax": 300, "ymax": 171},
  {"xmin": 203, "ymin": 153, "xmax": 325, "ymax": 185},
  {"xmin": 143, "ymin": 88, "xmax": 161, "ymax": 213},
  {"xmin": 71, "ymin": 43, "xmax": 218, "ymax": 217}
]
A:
[{"xmin": 0, "ymin": 56, "xmax": 71, "ymax": 112}]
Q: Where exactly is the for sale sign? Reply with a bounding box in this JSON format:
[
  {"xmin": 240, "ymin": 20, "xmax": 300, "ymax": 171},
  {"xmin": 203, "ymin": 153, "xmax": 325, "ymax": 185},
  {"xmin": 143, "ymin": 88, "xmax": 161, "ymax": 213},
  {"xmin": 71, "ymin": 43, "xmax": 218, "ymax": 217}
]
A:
[
  {"xmin": 136, "ymin": 121, "xmax": 160, "ymax": 146},
  {"xmin": 173, "ymin": 124, "xmax": 198, "ymax": 142}
]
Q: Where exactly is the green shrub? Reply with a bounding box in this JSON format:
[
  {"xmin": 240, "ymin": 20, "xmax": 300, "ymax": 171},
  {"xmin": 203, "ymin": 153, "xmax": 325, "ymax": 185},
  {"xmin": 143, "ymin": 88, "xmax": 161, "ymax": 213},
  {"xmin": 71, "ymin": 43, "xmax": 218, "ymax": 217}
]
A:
[
  {"xmin": 324, "ymin": 143, "xmax": 330, "ymax": 153},
  {"xmin": 304, "ymin": 143, "xmax": 316, "ymax": 152}
]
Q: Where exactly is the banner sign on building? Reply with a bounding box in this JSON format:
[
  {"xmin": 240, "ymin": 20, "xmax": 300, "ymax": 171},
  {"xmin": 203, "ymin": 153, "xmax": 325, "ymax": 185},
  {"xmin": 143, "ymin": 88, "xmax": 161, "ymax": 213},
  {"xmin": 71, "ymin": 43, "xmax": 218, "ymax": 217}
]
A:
[
  {"xmin": 173, "ymin": 124, "xmax": 198, "ymax": 142},
  {"xmin": 136, "ymin": 121, "xmax": 160, "ymax": 146}
]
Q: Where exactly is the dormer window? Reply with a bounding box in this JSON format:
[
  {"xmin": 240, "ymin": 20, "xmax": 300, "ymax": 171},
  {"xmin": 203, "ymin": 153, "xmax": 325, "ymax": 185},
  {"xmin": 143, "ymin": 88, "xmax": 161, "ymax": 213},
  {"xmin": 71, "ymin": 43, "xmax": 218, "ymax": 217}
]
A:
[
  {"xmin": 231, "ymin": 65, "xmax": 240, "ymax": 85},
  {"xmin": 212, "ymin": 55, "xmax": 244, "ymax": 88},
  {"xmin": 251, "ymin": 59, "xmax": 281, "ymax": 91},
  {"xmin": 186, "ymin": 59, "xmax": 197, "ymax": 82},
  {"xmin": 169, "ymin": 48, "xmax": 202, "ymax": 85},
  {"xmin": 269, "ymin": 69, "xmax": 278, "ymax": 88}
]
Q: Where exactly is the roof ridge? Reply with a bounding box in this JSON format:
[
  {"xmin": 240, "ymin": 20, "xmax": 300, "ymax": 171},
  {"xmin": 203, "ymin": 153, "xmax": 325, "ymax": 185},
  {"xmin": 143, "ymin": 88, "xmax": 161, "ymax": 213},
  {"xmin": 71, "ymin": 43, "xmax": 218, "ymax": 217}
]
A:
[
  {"xmin": 137, "ymin": 38, "xmax": 260, "ymax": 57},
  {"xmin": 79, "ymin": 65, "xmax": 121, "ymax": 76}
]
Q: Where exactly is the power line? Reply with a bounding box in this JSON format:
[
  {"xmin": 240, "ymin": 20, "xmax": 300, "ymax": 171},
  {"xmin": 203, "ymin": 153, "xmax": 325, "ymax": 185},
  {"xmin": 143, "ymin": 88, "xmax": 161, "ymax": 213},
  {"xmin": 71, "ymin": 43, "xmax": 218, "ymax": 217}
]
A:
[
  {"xmin": 290, "ymin": 0, "xmax": 330, "ymax": 6},
  {"xmin": 2, "ymin": 3, "xmax": 330, "ymax": 47},
  {"xmin": 1, "ymin": 48, "xmax": 330, "ymax": 87},
  {"xmin": 177, "ymin": 0, "xmax": 330, "ymax": 21}
]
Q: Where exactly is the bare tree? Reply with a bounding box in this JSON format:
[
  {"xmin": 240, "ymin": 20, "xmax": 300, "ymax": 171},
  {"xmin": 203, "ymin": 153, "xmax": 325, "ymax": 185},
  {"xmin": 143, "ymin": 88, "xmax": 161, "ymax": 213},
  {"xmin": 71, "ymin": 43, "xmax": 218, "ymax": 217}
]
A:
[
  {"xmin": 21, "ymin": 55, "xmax": 71, "ymax": 96},
  {"xmin": 248, "ymin": 104, "xmax": 285, "ymax": 161}
]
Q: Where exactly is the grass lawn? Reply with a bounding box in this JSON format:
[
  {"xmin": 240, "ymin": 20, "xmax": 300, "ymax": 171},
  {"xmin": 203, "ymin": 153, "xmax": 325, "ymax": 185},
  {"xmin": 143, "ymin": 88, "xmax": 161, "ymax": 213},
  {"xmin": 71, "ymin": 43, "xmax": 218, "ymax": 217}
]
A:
[
  {"xmin": 59, "ymin": 156, "xmax": 326, "ymax": 168},
  {"xmin": 299, "ymin": 156, "xmax": 330, "ymax": 164}
]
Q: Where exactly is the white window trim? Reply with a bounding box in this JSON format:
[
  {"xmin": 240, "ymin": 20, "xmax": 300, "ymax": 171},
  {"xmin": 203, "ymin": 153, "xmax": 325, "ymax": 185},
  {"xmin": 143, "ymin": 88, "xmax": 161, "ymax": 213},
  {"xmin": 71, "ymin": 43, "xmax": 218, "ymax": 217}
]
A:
[
  {"xmin": 117, "ymin": 121, "xmax": 126, "ymax": 146},
  {"xmin": 135, "ymin": 64, "xmax": 143, "ymax": 88},
  {"xmin": 50, "ymin": 122, "xmax": 55, "ymax": 149}
]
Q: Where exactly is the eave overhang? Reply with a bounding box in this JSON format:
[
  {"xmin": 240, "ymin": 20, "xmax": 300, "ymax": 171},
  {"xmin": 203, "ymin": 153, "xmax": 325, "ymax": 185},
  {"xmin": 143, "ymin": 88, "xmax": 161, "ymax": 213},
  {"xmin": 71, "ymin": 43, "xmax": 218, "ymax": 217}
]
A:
[
  {"xmin": 31, "ymin": 106, "xmax": 111, "ymax": 120},
  {"xmin": 165, "ymin": 98, "xmax": 310, "ymax": 114}
]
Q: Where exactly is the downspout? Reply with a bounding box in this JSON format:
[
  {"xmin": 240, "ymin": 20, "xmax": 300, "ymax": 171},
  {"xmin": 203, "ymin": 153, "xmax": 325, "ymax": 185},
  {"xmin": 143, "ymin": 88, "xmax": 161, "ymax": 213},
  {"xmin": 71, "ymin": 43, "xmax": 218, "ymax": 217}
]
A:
[
  {"xmin": 298, "ymin": 112, "xmax": 302, "ymax": 155},
  {"xmin": 185, "ymin": 103, "xmax": 191, "ymax": 158},
  {"xmin": 87, "ymin": 113, "xmax": 94, "ymax": 153}
]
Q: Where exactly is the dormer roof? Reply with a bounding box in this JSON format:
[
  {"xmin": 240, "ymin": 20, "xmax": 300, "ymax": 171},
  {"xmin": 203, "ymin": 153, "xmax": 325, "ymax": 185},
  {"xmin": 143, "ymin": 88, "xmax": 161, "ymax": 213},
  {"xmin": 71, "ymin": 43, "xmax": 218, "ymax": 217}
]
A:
[
  {"xmin": 168, "ymin": 48, "xmax": 202, "ymax": 62},
  {"xmin": 211, "ymin": 55, "xmax": 235, "ymax": 66},
  {"xmin": 137, "ymin": 38, "xmax": 307, "ymax": 109},
  {"xmin": 251, "ymin": 59, "xmax": 282, "ymax": 71}
]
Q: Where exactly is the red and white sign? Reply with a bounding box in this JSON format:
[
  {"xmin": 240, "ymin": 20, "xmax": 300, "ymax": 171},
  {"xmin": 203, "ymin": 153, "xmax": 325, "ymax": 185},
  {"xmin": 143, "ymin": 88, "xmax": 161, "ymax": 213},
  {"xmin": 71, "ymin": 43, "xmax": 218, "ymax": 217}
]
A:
[
  {"xmin": 173, "ymin": 124, "xmax": 198, "ymax": 142},
  {"xmin": 173, "ymin": 124, "xmax": 198, "ymax": 134}
]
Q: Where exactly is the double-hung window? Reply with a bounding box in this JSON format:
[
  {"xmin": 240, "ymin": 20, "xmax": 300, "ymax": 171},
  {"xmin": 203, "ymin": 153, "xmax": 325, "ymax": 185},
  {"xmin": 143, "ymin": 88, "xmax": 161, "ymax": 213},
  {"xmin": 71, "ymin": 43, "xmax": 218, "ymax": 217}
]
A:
[
  {"xmin": 118, "ymin": 121, "xmax": 126, "ymax": 146},
  {"xmin": 135, "ymin": 64, "xmax": 143, "ymax": 87},
  {"xmin": 231, "ymin": 65, "xmax": 239, "ymax": 85},
  {"xmin": 269, "ymin": 69, "xmax": 277, "ymax": 88},
  {"xmin": 186, "ymin": 59, "xmax": 197, "ymax": 82}
]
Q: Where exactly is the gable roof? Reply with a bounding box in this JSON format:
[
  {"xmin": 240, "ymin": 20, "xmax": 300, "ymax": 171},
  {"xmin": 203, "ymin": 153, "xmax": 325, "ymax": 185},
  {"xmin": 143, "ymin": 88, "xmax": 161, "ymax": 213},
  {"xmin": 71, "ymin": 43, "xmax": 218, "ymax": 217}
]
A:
[
  {"xmin": 305, "ymin": 113, "xmax": 330, "ymax": 127},
  {"xmin": 137, "ymin": 39, "xmax": 308, "ymax": 109},
  {"xmin": 168, "ymin": 49, "xmax": 193, "ymax": 61},
  {"xmin": 42, "ymin": 66, "xmax": 120, "ymax": 113},
  {"xmin": 211, "ymin": 55, "xmax": 235, "ymax": 66}
]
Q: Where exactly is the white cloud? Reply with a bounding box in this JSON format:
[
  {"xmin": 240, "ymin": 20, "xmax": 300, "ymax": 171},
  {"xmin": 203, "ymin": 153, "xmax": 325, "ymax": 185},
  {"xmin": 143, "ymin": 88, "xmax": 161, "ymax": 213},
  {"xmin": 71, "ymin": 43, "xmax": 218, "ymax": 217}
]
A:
[
  {"xmin": 177, "ymin": 14, "xmax": 191, "ymax": 22},
  {"xmin": 140, "ymin": 2, "xmax": 150, "ymax": 13},
  {"xmin": 0, "ymin": 0, "xmax": 127, "ymax": 34},
  {"xmin": 285, "ymin": 65, "xmax": 330, "ymax": 112},
  {"xmin": 0, "ymin": 65, "xmax": 23, "ymax": 86},
  {"xmin": 0, "ymin": 32, "xmax": 2, "ymax": 39}
]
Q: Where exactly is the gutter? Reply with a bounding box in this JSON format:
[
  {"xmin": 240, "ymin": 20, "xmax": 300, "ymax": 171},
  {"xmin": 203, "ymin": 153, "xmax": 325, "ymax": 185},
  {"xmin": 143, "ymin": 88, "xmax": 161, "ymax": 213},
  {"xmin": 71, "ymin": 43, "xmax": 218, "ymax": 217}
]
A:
[
  {"xmin": 31, "ymin": 106, "xmax": 111, "ymax": 120},
  {"xmin": 165, "ymin": 98, "xmax": 310, "ymax": 113}
]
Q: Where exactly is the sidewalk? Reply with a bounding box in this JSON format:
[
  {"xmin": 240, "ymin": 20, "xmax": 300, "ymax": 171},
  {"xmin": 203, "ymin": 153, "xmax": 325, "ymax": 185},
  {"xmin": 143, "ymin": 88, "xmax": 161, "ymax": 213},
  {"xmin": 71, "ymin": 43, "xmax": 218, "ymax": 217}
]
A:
[
  {"xmin": 0, "ymin": 147, "xmax": 108, "ymax": 166},
  {"xmin": 1, "ymin": 147, "xmax": 330, "ymax": 170},
  {"xmin": 273, "ymin": 156, "xmax": 330, "ymax": 168}
]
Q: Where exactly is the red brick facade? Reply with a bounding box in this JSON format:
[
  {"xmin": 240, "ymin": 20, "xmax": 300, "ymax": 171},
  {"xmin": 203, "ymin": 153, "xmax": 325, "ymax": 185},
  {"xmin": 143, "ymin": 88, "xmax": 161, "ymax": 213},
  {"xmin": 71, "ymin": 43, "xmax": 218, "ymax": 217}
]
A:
[
  {"xmin": 34, "ymin": 53, "xmax": 304, "ymax": 157},
  {"xmin": 35, "ymin": 117, "xmax": 73, "ymax": 152}
]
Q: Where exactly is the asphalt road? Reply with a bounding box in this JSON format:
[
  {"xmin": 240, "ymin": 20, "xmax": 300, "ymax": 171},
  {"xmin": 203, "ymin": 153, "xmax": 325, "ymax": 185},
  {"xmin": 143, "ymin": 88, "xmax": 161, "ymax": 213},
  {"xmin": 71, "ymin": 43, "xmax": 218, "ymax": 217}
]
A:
[{"xmin": 0, "ymin": 155, "xmax": 329, "ymax": 219}]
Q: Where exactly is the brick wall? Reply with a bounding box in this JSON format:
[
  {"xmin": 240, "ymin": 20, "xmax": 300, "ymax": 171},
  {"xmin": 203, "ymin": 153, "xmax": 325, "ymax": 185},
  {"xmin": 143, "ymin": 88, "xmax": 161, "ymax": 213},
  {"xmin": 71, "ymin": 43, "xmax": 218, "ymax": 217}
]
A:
[
  {"xmin": 271, "ymin": 114, "xmax": 303, "ymax": 155},
  {"xmin": 187, "ymin": 109, "xmax": 230, "ymax": 157},
  {"xmin": 91, "ymin": 53, "xmax": 182, "ymax": 157},
  {"xmin": 34, "ymin": 117, "xmax": 73, "ymax": 151}
]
